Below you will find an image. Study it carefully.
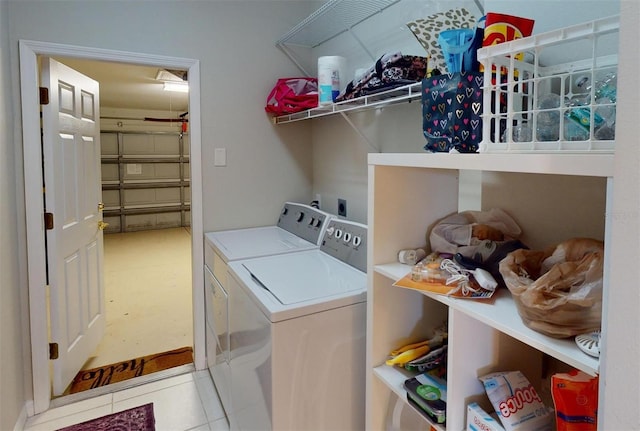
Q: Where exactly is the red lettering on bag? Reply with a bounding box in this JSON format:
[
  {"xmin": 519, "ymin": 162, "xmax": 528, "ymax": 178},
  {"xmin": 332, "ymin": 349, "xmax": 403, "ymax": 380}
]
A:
[
  {"xmin": 473, "ymin": 416, "xmax": 493, "ymax": 431},
  {"xmin": 498, "ymin": 385, "xmax": 542, "ymax": 417}
]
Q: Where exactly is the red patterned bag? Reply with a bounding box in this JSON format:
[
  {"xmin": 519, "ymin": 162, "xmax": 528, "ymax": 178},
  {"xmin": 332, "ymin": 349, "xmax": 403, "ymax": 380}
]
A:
[{"xmin": 265, "ymin": 77, "xmax": 318, "ymax": 116}]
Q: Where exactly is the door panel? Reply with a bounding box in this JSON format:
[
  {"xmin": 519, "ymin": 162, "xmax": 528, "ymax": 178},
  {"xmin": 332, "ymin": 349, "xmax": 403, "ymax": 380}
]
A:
[{"xmin": 42, "ymin": 57, "xmax": 105, "ymax": 396}]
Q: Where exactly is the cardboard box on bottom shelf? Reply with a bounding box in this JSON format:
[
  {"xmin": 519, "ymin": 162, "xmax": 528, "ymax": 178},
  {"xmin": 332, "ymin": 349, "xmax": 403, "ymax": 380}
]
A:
[{"xmin": 467, "ymin": 402, "xmax": 506, "ymax": 431}]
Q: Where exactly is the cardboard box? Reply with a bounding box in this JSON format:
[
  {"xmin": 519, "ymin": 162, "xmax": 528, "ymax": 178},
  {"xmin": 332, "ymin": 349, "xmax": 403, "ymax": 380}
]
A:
[{"xmin": 467, "ymin": 402, "xmax": 506, "ymax": 431}]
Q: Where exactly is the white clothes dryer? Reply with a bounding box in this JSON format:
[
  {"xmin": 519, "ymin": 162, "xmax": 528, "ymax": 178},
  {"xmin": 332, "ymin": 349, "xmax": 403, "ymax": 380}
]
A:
[
  {"xmin": 226, "ymin": 219, "xmax": 367, "ymax": 431},
  {"xmin": 203, "ymin": 202, "xmax": 333, "ymax": 419}
]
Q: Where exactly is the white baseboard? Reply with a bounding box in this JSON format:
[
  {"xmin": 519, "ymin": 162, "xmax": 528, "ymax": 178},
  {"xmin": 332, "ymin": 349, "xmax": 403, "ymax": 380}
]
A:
[{"xmin": 13, "ymin": 401, "xmax": 31, "ymax": 431}]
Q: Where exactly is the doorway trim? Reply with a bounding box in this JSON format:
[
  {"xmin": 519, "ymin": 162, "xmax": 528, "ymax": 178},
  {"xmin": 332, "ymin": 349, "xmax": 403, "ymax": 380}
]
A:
[{"xmin": 19, "ymin": 39, "xmax": 204, "ymax": 415}]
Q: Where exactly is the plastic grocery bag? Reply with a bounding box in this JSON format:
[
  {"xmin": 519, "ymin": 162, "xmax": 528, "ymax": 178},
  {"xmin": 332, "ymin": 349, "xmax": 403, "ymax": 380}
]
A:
[
  {"xmin": 429, "ymin": 208, "xmax": 522, "ymax": 258},
  {"xmin": 551, "ymin": 370, "xmax": 599, "ymax": 431},
  {"xmin": 264, "ymin": 77, "xmax": 318, "ymax": 116},
  {"xmin": 499, "ymin": 238, "xmax": 604, "ymax": 338}
]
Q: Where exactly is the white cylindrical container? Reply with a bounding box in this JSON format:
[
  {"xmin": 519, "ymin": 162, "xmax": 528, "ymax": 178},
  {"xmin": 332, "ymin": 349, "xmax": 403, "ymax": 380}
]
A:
[{"xmin": 318, "ymin": 56, "xmax": 346, "ymax": 105}]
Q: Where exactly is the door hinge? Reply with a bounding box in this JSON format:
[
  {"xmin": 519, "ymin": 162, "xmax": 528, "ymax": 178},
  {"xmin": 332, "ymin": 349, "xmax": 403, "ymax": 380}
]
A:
[
  {"xmin": 39, "ymin": 87, "xmax": 49, "ymax": 105},
  {"xmin": 49, "ymin": 343, "xmax": 59, "ymax": 360},
  {"xmin": 44, "ymin": 212, "xmax": 54, "ymax": 230}
]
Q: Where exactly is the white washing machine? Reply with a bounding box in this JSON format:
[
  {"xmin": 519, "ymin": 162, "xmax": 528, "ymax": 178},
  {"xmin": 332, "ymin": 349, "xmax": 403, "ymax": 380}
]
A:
[
  {"xmin": 203, "ymin": 202, "xmax": 333, "ymax": 420},
  {"xmin": 226, "ymin": 219, "xmax": 367, "ymax": 431}
]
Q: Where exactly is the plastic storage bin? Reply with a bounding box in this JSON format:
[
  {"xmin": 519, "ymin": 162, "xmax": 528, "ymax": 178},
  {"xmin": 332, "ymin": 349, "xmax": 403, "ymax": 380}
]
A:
[{"xmin": 478, "ymin": 15, "xmax": 619, "ymax": 153}]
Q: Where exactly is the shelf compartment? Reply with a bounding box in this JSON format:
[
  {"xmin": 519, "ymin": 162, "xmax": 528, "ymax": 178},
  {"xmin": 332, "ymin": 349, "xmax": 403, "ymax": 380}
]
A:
[
  {"xmin": 374, "ymin": 263, "xmax": 599, "ymax": 377},
  {"xmin": 372, "ymin": 365, "xmax": 445, "ymax": 431},
  {"xmin": 101, "ymin": 156, "xmax": 189, "ymax": 163},
  {"xmin": 102, "ymin": 181, "xmax": 189, "ymax": 190},
  {"xmin": 273, "ymin": 82, "xmax": 422, "ymax": 124},
  {"xmin": 103, "ymin": 204, "xmax": 190, "ymax": 217}
]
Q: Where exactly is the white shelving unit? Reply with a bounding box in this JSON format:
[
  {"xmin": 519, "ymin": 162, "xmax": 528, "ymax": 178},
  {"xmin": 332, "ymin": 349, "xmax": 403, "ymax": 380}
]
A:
[{"xmin": 367, "ymin": 153, "xmax": 613, "ymax": 430}]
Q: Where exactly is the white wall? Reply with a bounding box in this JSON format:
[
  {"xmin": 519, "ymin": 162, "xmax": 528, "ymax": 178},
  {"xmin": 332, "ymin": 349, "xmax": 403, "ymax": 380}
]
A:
[
  {"xmin": 0, "ymin": 0, "xmax": 28, "ymax": 429},
  {"xmin": 484, "ymin": 0, "xmax": 620, "ymax": 33},
  {"xmin": 4, "ymin": 0, "xmax": 316, "ymax": 426},
  {"xmin": 8, "ymin": 0, "xmax": 317, "ymax": 232},
  {"xmin": 603, "ymin": 1, "xmax": 640, "ymax": 426}
]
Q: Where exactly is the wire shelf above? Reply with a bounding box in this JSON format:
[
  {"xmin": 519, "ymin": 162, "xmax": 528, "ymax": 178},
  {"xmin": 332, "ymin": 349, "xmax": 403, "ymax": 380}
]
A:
[
  {"xmin": 276, "ymin": 0, "xmax": 401, "ymax": 47},
  {"xmin": 272, "ymin": 81, "xmax": 422, "ymax": 124}
]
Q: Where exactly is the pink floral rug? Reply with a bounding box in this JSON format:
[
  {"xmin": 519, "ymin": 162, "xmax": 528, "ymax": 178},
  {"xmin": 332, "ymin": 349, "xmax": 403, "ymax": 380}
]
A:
[{"xmin": 57, "ymin": 403, "xmax": 155, "ymax": 431}]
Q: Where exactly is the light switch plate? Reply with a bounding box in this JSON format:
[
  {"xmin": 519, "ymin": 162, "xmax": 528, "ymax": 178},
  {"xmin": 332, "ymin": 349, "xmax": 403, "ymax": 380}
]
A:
[{"xmin": 214, "ymin": 148, "xmax": 226, "ymax": 166}]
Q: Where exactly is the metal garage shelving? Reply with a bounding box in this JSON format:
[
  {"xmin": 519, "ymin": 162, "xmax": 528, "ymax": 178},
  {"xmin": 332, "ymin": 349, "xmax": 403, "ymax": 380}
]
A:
[{"xmin": 101, "ymin": 131, "xmax": 191, "ymax": 233}]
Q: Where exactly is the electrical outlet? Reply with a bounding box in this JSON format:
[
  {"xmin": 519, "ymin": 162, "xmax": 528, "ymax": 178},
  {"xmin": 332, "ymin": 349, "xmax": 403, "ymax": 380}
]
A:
[{"xmin": 338, "ymin": 198, "xmax": 347, "ymax": 217}]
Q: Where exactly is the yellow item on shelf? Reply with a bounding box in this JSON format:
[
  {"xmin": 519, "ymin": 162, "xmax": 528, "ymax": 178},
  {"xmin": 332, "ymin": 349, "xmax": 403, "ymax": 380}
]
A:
[
  {"xmin": 389, "ymin": 340, "xmax": 431, "ymax": 357},
  {"xmin": 385, "ymin": 344, "xmax": 430, "ymax": 366}
]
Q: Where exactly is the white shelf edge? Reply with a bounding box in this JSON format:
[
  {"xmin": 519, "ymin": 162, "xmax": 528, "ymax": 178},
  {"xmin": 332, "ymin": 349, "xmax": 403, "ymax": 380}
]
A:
[
  {"xmin": 373, "ymin": 262, "xmax": 411, "ymax": 280},
  {"xmin": 273, "ymin": 82, "xmax": 422, "ymax": 124},
  {"xmin": 368, "ymin": 152, "xmax": 615, "ymax": 178},
  {"xmin": 477, "ymin": 15, "xmax": 619, "ymax": 61},
  {"xmin": 452, "ymin": 289, "xmax": 600, "ymax": 376},
  {"xmin": 373, "ymin": 263, "xmax": 599, "ymax": 376},
  {"xmin": 372, "ymin": 365, "xmax": 446, "ymax": 431}
]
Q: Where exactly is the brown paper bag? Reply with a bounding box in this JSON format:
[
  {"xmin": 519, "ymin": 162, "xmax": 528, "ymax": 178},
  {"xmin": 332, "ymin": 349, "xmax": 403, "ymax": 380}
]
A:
[{"xmin": 499, "ymin": 238, "xmax": 604, "ymax": 338}]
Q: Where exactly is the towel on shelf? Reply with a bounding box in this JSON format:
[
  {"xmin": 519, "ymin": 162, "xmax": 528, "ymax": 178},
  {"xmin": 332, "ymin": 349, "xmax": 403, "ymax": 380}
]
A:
[{"xmin": 335, "ymin": 52, "xmax": 428, "ymax": 102}]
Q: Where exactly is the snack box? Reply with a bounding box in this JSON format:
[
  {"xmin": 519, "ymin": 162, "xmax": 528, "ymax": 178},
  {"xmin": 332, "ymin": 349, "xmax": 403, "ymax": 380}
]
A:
[{"xmin": 467, "ymin": 402, "xmax": 506, "ymax": 431}]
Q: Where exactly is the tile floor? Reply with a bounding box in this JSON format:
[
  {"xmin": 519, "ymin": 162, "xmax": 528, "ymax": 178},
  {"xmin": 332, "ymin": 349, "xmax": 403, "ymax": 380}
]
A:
[{"xmin": 24, "ymin": 371, "xmax": 228, "ymax": 431}]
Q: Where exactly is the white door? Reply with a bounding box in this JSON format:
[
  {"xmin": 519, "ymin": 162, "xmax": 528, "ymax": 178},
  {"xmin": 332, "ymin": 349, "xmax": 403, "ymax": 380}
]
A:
[{"xmin": 41, "ymin": 58, "xmax": 105, "ymax": 396}]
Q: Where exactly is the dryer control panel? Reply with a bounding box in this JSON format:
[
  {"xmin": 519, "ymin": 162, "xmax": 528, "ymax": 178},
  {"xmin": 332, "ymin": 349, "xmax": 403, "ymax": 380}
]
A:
[
  {"xmin": 277, "ymin": 202, "xmax": 333, "ymax": 246},
  {"xmin": 320, "ymin": 219, "xmax": 367, "ymax": 273}
]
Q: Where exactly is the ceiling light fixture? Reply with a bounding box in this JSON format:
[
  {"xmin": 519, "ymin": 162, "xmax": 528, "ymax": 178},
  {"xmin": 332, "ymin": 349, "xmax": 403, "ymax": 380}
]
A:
[
  {"xmin": 163, "ymin": 81, "xmax": 189, "ymax": 93},
  {"xmin": 156, "ymin": 69, "xmax": 188, "ymax": 82}
]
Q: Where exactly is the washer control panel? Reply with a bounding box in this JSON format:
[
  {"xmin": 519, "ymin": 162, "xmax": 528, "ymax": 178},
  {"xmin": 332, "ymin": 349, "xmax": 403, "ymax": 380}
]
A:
[
  {"xmin": 321, "ymin": 219, "xmax": 367, "ymax": 272},
  {"xmin": 277, "ymin": 202, "xmax": 333, "ymax": 246}
]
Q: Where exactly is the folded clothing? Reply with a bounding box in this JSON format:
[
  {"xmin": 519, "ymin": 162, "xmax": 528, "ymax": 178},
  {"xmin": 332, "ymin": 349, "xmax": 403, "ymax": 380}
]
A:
[{"xmin": 335, "ymin": 52, "xmax": 428, "ymax": 102}]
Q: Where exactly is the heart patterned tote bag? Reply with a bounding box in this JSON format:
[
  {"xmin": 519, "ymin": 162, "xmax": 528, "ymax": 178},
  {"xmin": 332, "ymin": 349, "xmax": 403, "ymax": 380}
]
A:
[{"xmin": 422, "ymin": 71, "xmax": 483, "ymax": 153}]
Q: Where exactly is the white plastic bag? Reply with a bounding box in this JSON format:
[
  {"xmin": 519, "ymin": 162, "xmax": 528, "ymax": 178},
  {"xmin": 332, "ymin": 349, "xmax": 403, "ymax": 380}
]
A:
[
  {"xmin": 429, "ymin": 208, "xmax": 522, "ymax": 260},
  {"xmin": 479, "ymin": 371, "xmax": 553, "ymax": 431}
]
